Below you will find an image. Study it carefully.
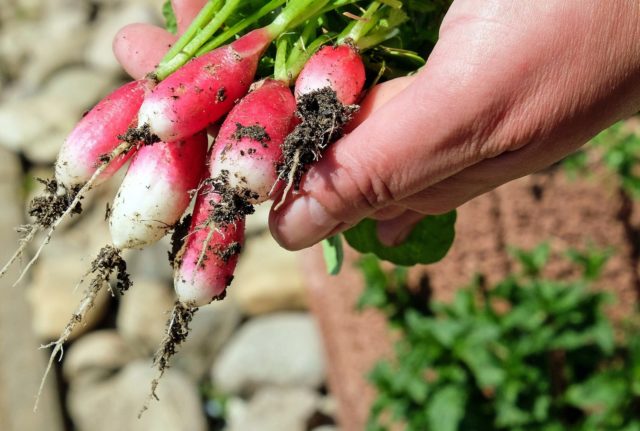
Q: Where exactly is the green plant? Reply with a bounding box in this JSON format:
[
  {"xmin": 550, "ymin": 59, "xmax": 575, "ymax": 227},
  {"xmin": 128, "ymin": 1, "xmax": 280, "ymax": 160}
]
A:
[
  {"xmin": 360, "ymin": 244, "xmax": 640, "ymax": 431},
  {"xmin": 564, "ymin": 121, "xmax": 640, "ymax": 197}
]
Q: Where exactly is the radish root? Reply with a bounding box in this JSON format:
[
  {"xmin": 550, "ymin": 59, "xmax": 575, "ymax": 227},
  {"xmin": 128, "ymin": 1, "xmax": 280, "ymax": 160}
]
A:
[
  {"xmin": 5, "ymin": 139, "xmax": 140, "ymax": 287},
  {"xmin": 139, "ymin": 301, "xmax": 198, "ymax": 418},
  {"xmin": 274, "ymin": 87, "xmax": 358, "ymax": 211},
  {"xmin": 34, "ymin": 245, "xmax": 131, "ymax": 412}
]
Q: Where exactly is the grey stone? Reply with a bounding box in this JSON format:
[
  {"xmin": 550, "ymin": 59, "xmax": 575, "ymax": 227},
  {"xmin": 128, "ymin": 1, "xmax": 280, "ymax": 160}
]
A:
[
  {"xmin": 26, "ymin": 251, "xmax": 111, "ymax": 341},
  {"xmin": 212, "ymin": 313, "xmax": 325, "ymax": 394},
  {"xmin": 42, "ymin": 66, "xmax": 118, "ymax": 115},
  {"xmin": 21, "ymin": 10, "xmax": 90, "ymax": 89},
  {"xmin": 63, "ymin": 330, "xmax": 137, "ymax": 385},
  {"xmin": 117, "ymin": 278, "xmax": 176, "ymax": 354},
  {"xmin": 68, "ymin": 360, "xmax": 207, "ymax": 431},
  {"xmin": 0, "ymin": 67, "xmax": 116, "ymax": 155},
  {"xmin": 230, "ymin": 233, "xmax": 308, "ymax": 315},
  {"xmin": 173, "ymin": 299, "xmax": 242, "ymax": 379},
  {"xmin": 227, "ymin": 387, "xmax": 320, "ymax": 431},
  {"xmin": 125, "ymin": 236, "xmax": 174, "ymax": 282},
  {"xmin": 0, "ymin": 147, "xmax": 65, "ymax": 431}
]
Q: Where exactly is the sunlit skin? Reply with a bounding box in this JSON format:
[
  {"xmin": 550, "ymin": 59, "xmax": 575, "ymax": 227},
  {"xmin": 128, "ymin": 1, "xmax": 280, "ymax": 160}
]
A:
[{"xmin": 115, "ymin": 0, "xmax": 640, "ymax": 250}]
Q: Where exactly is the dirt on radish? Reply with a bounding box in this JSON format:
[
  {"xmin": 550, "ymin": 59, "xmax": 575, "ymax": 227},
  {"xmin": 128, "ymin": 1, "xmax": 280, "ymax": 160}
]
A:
[
  {"xmin": 278, "ymin": 87, "xmax": 359, "ymax": 194},
  {"xmin": 28, "ymin": 178, "xmax": 83, "ymax": 229}
]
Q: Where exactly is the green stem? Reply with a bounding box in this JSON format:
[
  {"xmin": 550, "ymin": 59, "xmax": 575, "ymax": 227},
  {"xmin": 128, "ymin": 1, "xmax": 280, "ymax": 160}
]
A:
[
  {"xmin": 265, "ymin": 0, "xmax": 331, "ymax": 38},
  {"xmin": 357, "ymin": 28, "xmax": 400, "ymax": 50},
  {"xmin": 195, "ymin": 0, "xmax": 287, "ymax": 57},
  {"xmin": 284, "ymin": 19, "xmax": 320, "ymax": 76},
  {"xmin": 285, "ymin": 33, "xmax": 334, "ymax": 82},
  {"xmin": 274, "ymin": 37, "xmax": 289, "ymax": 82},
  {"xmin": 159, "ymin": 0, "xmax": 223, "ymax": 65},
  {"xmin": 338, "ymin": 1, "xmax": 381, "ymax": 44},
  {"xmin": 155, "ymin": 0, "xmax": 243, "ymax": 80}
]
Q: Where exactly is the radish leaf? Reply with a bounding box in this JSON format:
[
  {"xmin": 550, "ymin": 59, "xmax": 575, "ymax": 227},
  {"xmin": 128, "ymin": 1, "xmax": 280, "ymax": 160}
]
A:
[
  {"xmin": 163, "ymin": 0, "xmax": 178, "ymax": 35},
  {"xmin": 322, "ymin": 235, "xmax": 344, "ymax": 275},
  {"xmin": 344, "ymin": 211, "xmax": 456, "ymax": 266}
]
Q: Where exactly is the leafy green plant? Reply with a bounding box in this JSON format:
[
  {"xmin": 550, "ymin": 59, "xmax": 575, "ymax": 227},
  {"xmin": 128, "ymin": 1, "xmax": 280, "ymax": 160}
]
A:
[
  {"xmin": 564, "ymin": 121, "xmax": 640, "ymax": 197},
  {"xmin": 360, "ymin": 244, "xmax": 640, "ymax": 431}
]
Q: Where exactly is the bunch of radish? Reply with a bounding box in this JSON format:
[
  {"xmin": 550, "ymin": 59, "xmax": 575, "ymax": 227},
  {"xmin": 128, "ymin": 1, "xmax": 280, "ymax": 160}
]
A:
[{"xmin": 2, "ymin": 0, "xmax": 417, "ymax": 411}]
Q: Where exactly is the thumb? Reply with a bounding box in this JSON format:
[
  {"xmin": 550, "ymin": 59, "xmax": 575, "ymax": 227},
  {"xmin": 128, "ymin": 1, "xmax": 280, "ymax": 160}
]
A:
[
  {"xmin": 268, "ymin": 64, "xmax": 488, "ymax": 250},
  {"xmin": 268, "ymin": 76, "xmax": 421, "ymax": 250}
]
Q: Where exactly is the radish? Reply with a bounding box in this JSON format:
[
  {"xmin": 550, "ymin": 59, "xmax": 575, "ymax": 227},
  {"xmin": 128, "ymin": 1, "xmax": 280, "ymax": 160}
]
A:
[
  {"xmin": 274, "ymin": 44, "xmax": 365, "ymax": 207},
  {"xmin": 210, "ymin": 78, "xmax": 298, "ymax": 203},
  {"xmin": 295, "ymin": 43, "xmax": 366, "ymax": 105},
  {"xmin": 109, "ymin": 132, "xmax": 208, "ymax": 250},
  {"xmin": 36, "ymin": 132, "xmax": 207, "ymax": 412},
  {"xmin": 174, "ymin": 78, "xmax": 296, "ymax": 304},
  {"xmin": 173, "ymin": 191, "xmax": 246, "ymax": 306},
  {"xmin": 147, "ymin": 76, "xmax": 297, "ymax": 409},
  {"xmin": 136, "ymin": 0, "xmax": 330, "ymax": 142},
  {"xmin": 275, "ymin": 1, "xmax": 403, "ymax": 208},
  {"xmin": 0, "ymin": 81, "xmax": 149, "ymax": 284},
  {"xmin": 54, "ymin": 80, "xmax": 147, "ymax": 190}
]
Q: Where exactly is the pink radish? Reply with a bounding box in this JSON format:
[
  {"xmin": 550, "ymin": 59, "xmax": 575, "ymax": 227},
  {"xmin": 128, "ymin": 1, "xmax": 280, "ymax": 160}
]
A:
[
  {"xmin": 55, "ymin": 80, "xmax": 146, "ymax": 189},
  {"xmin": 174, "ymin": 78, "xmax": 296, "ymax": 306},
  {"xmin": 210, "ymin": 78, "xmax": 297, "ymax": 203},
  {"xmin": 295, "ymin": 44, "xmax": 366, "ymax": 105},
  {"xmin": 275, "ymin": 43, "xmax": 366, "ymax": 207},
  {"xmin": 109, "ymin": 132, "xmax": 208, "ymax": 250},
  {"xmin": 138, "ymin": 28, "xmax": 273, "ymax": 142},
  {"xmin": 137, "ymin": 0, "xmax": 327, "ymax": 142},
  {"xmin": 173, "ymin": 191, "xmax": 245, "ymax": 307}
]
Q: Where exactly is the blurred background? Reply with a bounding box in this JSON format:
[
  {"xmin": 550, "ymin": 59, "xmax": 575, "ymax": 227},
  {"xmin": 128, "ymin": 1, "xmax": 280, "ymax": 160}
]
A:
[{"xmin": 1, "ymin": 1, "xmax": 639, "ymax": 431}]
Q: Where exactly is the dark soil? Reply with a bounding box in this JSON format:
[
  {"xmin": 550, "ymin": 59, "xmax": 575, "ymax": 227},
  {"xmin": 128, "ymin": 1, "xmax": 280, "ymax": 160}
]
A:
[
  {"xmin": 118, "ymin": 123, "xmax": 160, "ymax": 147},
  {"xmin": 216, "ymin": 87, "xmax": 227, "ymax": 103},
  {"xmin": 168, "ymin": 214, "xmax": 192, "ymax": 268},
  {"xmin": 28, "ymin": 178, "xmax": 82, "ymax": 229},
  {"xmin": 216, "ymin": 241, "xmax": 242, "ymax": 263},
  {"xmin": 232, "ymin": 123, "xmax": 270, "ymax": 146},
  {"xmin": 144, "ymin": 301, "xmax": 198, "ymax": 408},
  {"xmin": 90, "ymin": 245, "xmax": 132, "ymax": 296},
  {"xmin": 278, "ymin": 87, "xmax": 359, "ymax": 191},
  {"xmin": 204, "ymin": 171, "xmax": 256, "ymax": 226},
  {"xmin": 154, "ymin": 301, "xmax": 197, "ymax": 374}
]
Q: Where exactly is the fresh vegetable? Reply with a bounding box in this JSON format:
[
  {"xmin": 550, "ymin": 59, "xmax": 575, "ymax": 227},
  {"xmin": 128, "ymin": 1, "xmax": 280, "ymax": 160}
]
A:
[
  {"xmin": 54, "ymin": 80, "xmax": 146, "ymax": 190},
  {"xmin": 210, "ymin": 78, "xmax": 297, "ymax": 203},
  {"xmin": 173, "ymin": 191, "xmax": 246, "ymax": 307},
  {"xmin": 109, "ymin": 132, "xmax": 208, "ymax": 250},
  {"xmin": 137, "ymin": 0, "xmax": 328, "ymax": 142},
  {"xmin": 295, "ymin": 43, "xmax": 366, "ymax": 105},
  {"xmin": 173, "ymin": 78, "xmax": 296, "ymax": 305}
]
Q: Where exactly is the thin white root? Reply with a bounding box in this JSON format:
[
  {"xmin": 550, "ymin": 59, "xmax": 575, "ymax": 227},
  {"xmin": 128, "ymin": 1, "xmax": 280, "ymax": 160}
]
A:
[
  {"xmin": 14, "ymin": 141, "xmax": 133, "ymax": 288},
  {"xmin": 195, "ymin": 224, "xmax": 216, "ymax": 270},
  {"xmin": 273, "ymin": 149, "xmax": 301, "ymax": 212},
  {"xmin": 0, "ymin": 226, "xmax": 38, "ymax": 281},
  {"xmin": 34, "ymin": 277, "xmax": 106, "ymax": 412},
  {"xmin": 137, "ymin": 362, "xmax": 165, "ymax": 419},
  {"xmin": 138, "ymin": 302, "xmax": 196, "ymax": 418}
]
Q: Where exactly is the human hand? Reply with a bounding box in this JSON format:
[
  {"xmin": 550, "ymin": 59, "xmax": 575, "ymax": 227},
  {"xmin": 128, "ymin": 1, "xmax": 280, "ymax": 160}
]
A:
[
  {"xmin": 269, "ymin": 0, "xmax": 640, "ymax": 250},
  {"xmin": 115, "ymin": 1, "xmax": 640, "ymax": 251}
]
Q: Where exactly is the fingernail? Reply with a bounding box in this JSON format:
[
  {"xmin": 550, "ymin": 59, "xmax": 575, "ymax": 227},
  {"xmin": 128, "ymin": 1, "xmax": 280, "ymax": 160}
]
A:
[{"xmin": 272, "ymin": 196, "xmax": 340, "ymax": 250}]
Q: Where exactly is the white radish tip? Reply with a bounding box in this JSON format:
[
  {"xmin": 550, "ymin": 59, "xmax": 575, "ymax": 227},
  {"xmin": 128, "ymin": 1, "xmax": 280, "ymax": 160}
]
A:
[{"xmin": 137, "ymin": 100, "xmax": 173, "ymax": 142}]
